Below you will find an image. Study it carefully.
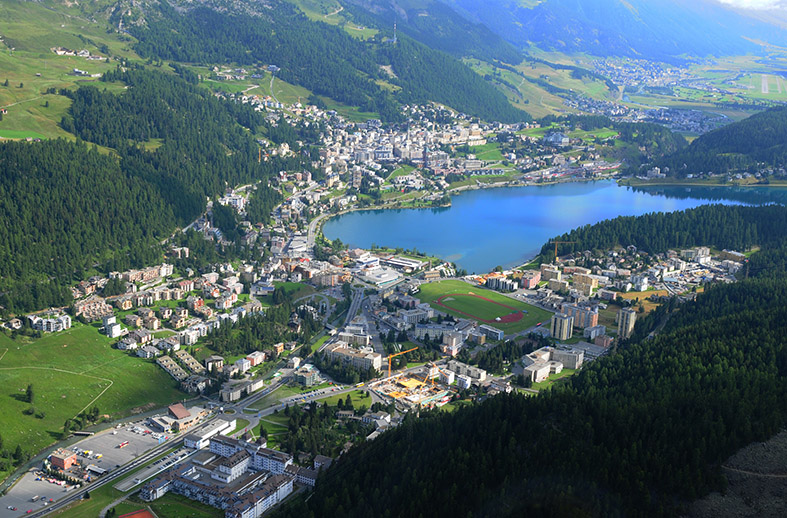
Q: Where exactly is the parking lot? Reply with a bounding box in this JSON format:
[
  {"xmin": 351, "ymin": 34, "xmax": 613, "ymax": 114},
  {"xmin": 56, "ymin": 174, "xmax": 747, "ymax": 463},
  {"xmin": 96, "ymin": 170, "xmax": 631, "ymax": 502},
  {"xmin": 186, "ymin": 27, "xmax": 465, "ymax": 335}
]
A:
[
  {"xmin": 0, "ymin": 420, "xmax": 166, "ymax": 518},
  {"xmin": 114, "ymin": 447, "xmax": 194, "ymax": 492}
]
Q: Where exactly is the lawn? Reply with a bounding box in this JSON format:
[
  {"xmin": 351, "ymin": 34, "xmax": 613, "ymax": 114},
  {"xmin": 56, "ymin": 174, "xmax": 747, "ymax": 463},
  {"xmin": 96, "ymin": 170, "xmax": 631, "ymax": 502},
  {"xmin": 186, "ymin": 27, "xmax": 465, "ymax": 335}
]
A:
[
  {"xmin": 437, "ymin": 294, "xmax": 520, "ymax": 322},
  {"xmin": 415, "ymin": 280, "xmax": 552, "ymax": 333},
  {"xmin": 229, "ymin": 418, "xmax": 251, "ymax": 436},
  {"xmin": 145, "ymin": 492, "xmax": 222, "ymax": 518},
  {"xmin": 0, "ymin": 0, "xmax": 142, "ymax": 140},
  {"xmin": 472, "ymin": 143, "xmax": 504, "ymax": 162},
  {"xmin": 389, "ymin": 164, "xmax": 416, "ymax": 180},
  {"xmin": 440, "ymin": 399, "xmax": 473, "ymax": 413},
  {"xmin": 272, "ymin": 281, "xmax": 316, "ymax": 301},
  {"xmin": 256, "ymin": 415, "xmax": 289, "ymax": 448},
  {"xmin": 308, "ymin": 334, "xmax": 330, "ymax": 356},
  {"xmin": 619, "ymin": 289, "xmax": 670, "ymax": 313},
  {"xmin": 0, "ymin": 325, "xmax": 186, "ymax": 481},
  {"xmin": 531, "ymin": 368, "xmax": 577, "ymax": 391},
  {"xmin": 320, "ymin": 389, "xmax": 371, "ymax": 409},
  {"xmin": 0, "ymin": 129, "xmax": 47, "ymax": 139}
]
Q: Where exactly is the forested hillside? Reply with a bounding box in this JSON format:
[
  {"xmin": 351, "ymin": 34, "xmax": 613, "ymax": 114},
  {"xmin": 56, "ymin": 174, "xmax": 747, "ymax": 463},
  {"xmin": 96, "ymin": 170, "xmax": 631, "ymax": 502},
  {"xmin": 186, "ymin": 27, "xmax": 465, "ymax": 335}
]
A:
[
  {"xmin": 341, "ymin": 0, "xmax": 522, "ymax": 64},
  {"xmin": 0, "ymin": 139, "xmax": 170, "ymax": 312},
  {"xmin": 0, "ymin": 67, "xmax": 296, "ymax": 313},
  {"xmin": 128, "ymin": 1, "xmax": 527, "ymax": 122},
  {"xmin": 644, "ymin": 106, "xmax": 787, "ymax": 177},
  {"xmin": 539, "ymin": 204, "xmax": 782, "ymax": 261},
  {"xmin": 273, "ymin": 204, "xmax": 787, "ymax": 518},
  {"xmin": 62, "ymin": 67, "xmax": 294, "ymax": 222}
]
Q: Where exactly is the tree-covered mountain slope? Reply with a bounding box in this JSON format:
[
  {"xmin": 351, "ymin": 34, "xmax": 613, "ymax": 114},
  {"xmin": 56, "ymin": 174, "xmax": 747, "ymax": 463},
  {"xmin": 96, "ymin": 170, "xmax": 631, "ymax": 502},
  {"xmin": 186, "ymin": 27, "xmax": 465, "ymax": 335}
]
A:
[
  {"xmin": 647, "ymin": 106, "xmax": 787, "ymax": 177},
  {"xmin": 124, "ymin": 0, "xmax": 529, "ymax": 122}
]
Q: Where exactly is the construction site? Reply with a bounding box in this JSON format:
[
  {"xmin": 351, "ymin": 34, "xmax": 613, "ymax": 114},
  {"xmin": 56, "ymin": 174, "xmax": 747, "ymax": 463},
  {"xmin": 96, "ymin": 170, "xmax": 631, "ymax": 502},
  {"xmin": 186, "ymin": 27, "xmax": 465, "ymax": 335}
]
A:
[{"xmin": 370, "ymin": 364, "xmax": 456, "ymax": 410}]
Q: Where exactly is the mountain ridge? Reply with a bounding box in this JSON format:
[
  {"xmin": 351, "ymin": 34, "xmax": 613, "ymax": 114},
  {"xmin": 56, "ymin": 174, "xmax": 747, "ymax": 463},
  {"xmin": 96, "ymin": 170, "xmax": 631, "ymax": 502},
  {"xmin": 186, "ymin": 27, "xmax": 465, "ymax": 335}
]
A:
[{"xmin": 441, "ymin": 0, "xmax": 787, "ymax": 61}]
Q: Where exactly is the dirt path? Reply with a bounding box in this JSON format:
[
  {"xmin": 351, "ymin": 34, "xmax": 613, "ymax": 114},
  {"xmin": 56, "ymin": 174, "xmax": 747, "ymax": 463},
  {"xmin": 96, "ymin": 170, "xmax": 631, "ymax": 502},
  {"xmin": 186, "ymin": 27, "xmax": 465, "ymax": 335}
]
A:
[
  {"xmin": 0, "ymin": 96, "xmax": 42, "ymax": 109},
  {"xmin": 722, "ymin": 465, "xmax": 787, "ymax": 478}
]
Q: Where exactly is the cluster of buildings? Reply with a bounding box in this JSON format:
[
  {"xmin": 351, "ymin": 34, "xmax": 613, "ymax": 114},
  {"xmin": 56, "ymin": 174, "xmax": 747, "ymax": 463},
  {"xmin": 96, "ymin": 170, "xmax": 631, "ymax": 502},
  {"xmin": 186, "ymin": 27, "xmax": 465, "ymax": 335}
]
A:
[
  {"xmin": 51, "ymin": 47, "xmax": 104, "ymax": 60},
  {"xmin": 28, "ymin": 312, "xmax": 71, "ymax": 333},
  {"xmin": 141, "ymin": 434, "xmax": 329, "ymax": 518},
  {"xmin": 526, "ymin": 245, "xmax": 744, "ymax": 317}
]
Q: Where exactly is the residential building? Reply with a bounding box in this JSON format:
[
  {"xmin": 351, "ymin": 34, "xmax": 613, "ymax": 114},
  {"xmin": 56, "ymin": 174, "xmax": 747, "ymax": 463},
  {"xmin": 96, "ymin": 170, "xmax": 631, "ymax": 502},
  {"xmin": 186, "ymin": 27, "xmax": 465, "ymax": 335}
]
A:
[
  {"xmin": 561, "ymin": 303, "xmax": 599, "ymax": 329},
  {"xmin": 246, "ymin": 351, "xmax": 266, "ymax": 367},
  {"xmin": 485, "ymin": 277, "xmax": 518, "ymax": 292},
  {"xmin": 519, "ymin": 270, "xmax": 541, "ymax": 289},
  {"xmin": 550, "ymin": 313, "xmax": 573, "ymax": 341},
  {"xmin": 478, "ymin": 324, "xmax": 504, "ymax": 341},
  {"xmin": 295, "ymin": 366, "xmax": 317, "ymax": 386},
  {"xmin": 595, "ymin": 334, "xmax": 614, "ymax": 348},
  {"xmin": 200, "ymin": 356, "xmax": 223, "ymax": 375},
  {"xmin": 141, "ymin": 436, "xmax": 295, "ymax": 518},
  {"xmin": 176, "ymin": 349, "xmax": 206, "ymax": 374},
  {"xmin": 125, "ymin": 314, "xmax": 142, "ymax": 328},
  {"xmin": 583, "ymin": 325, "xmax": 606, "ymax": 340},
  {"xmin": 540, "ymin": 265, "xmax": 561, "ymax": 282},
  {"xmin": 29, "ymin": 313, "xmax": 72, "ymax": 333},
  {"xmin": 324, "ymin": 342, "xmax": 382, "ymax": 372},
  {"xmin": 617, "ymin": 307, "xmax": 637, "ymax": 339},
  {"xmin": 137, "ymin": 345, "xmax": 160, "ymax": 359},
  {"xmin": 50, "ymin": 448, "xmax": 77, "ymax": 470},
  {"xmin": 520, "ymin": 346, "xmax": 584, "ymax": 382},
  {"xmin": 456, "ymin": 374, "xmax": 472, "ymax": 389},
  {"xmin": 447, "ymin": 360, "xmax": 487, "ymax": 382}
]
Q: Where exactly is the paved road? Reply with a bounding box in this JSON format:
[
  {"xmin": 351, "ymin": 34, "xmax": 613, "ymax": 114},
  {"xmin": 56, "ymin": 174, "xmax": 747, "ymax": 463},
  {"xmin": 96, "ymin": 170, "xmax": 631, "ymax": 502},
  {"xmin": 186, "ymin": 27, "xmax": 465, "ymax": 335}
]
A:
[
  {"xmin": 307, "ymin": 212, "xmax": 332, "ymax": 247},
  {"xmin": 345, "ymin": 289, "xmax": 365, "ymax": 326}
]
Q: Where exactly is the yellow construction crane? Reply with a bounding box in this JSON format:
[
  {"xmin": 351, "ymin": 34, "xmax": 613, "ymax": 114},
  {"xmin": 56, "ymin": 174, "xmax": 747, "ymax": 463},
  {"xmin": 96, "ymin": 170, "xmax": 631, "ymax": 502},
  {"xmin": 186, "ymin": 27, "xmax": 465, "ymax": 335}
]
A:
[
  {"xmin": 386, "ymin": 346, "xmax": 418, "ymax": 378},
  {"xmin": 549, "ymin": 240, "xmax": 577, "ymax": 261}
]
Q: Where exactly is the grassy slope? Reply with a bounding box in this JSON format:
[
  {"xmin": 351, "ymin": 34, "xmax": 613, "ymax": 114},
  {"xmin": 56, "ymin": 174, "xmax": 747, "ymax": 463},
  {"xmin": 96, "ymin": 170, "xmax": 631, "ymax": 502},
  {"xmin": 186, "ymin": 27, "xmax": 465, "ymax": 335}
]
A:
[
  {"xmin": 0, "ymin": 325, "xmax": 186, "ymax": 478},
  {"xmin": 0, "ymin": 0, "xmax": 139, "ymax": 140}
]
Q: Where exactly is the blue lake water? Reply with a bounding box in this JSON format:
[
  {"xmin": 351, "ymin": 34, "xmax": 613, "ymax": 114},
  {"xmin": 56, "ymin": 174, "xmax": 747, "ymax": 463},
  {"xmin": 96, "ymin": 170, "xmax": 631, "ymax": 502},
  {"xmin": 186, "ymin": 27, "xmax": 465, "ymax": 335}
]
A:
[{"xmin": 322, "ymin": 181, "xmax": 784, "ymax": 274}]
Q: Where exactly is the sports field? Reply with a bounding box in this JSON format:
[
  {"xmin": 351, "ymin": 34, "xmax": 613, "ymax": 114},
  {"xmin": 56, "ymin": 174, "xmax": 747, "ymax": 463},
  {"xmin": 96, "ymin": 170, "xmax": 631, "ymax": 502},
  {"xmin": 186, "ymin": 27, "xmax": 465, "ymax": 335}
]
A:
[{"xmin": 416, "ymin": 280, "xmax": 552, "ymax": 334}]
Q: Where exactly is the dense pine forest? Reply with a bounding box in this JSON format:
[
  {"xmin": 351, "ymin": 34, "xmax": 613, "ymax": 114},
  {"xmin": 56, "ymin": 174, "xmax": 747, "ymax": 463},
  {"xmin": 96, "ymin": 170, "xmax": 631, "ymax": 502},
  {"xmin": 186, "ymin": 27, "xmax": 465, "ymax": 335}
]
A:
[
  {"xmin": 0, "ymin": 139, "xmax": 170, "ymax": 313},
  {"xmin": 128, "ymin": 1, "xmax": 526, "ymax": 123},
  {"xmin": 273, "ymin": 204, "xmax": 787, "ymax": 518},
  {"xmin": 539, "ymin": 204, "xmax": 784, "ymax": 261}
]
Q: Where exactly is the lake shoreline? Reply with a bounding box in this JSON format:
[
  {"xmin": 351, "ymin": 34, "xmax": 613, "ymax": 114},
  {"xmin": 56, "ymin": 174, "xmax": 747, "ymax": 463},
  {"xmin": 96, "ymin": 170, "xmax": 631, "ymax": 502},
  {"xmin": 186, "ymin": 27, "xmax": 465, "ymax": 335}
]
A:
[{"xmin": 322, "ymin": 180, "xmax": 754, "ymax": 274}]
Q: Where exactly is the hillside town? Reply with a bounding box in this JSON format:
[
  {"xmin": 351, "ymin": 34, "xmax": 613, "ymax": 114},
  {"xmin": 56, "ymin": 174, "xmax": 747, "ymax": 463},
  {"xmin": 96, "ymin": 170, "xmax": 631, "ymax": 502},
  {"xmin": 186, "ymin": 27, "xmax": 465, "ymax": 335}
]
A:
[
  {"xmin": 0, "ymin": 80, "xmax": 755, "ymax": 518},
  {"xmin": 0, "ymin": 60, "xmax": 760, "ymax": 518}
]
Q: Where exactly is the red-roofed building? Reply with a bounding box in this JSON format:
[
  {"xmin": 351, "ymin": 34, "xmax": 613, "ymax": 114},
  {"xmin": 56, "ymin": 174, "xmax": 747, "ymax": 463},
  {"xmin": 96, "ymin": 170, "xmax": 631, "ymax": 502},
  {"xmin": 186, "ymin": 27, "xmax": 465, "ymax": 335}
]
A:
[{"xmin": 168, "ymin": 403, "xmax": 190, "ymax": 420}]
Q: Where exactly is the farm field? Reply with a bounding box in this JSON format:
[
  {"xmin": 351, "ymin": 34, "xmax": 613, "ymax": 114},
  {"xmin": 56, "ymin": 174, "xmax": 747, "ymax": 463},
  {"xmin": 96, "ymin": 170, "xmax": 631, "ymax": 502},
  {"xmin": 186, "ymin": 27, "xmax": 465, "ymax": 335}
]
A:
[
  {"xmin": 416, "ymin": 280, "xmax": 552, "ymax": 334},
  {"xmin": 0, "ymin": 325, "xmax": 186, "ymax": 481}
]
